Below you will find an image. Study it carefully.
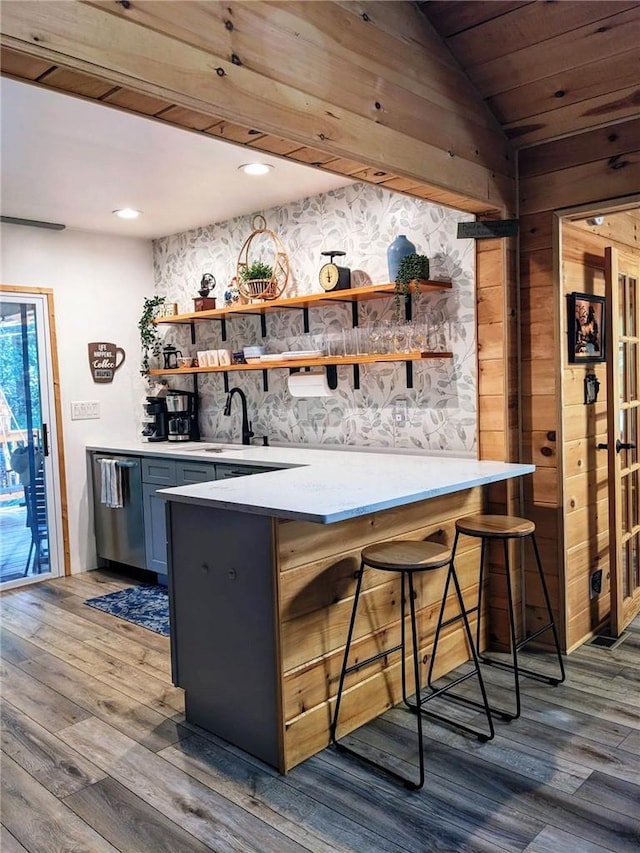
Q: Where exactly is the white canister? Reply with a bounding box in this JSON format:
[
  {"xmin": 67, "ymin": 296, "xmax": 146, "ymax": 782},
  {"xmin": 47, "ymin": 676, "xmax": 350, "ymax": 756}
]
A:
[{"xmin": 218, "ymin": 349, "xmax": 231, "ymax": 366}]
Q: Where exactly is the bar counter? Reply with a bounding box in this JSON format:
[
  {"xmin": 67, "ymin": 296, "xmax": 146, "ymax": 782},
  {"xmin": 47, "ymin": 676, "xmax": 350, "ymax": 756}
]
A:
[{"xmin": 91, "ymin": 442, "xmax": 533, "ymax": 771}]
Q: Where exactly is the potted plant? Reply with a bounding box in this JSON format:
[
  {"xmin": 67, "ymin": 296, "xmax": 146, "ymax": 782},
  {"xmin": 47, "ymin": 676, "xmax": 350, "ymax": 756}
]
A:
[
  {"xmin": 394, "ymin": 253, "xmax": 430, "ymax": 317},
  {"xmin": 239, "ymin": 260, "xmax": 275, "ymax": 299},
  {"xmin": 138, "ymin": 295, "xmax": 166, "ymax": 375}
]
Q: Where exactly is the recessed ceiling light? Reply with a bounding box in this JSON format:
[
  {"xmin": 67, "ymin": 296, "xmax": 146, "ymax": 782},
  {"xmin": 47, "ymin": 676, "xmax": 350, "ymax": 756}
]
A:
[
  {"xmin": 113, "ymin": 208, "xmax": 142, "ymax": 219},
  {"xmin": 238, "ymin": 163, "xmax": 273, "ymax": 176}
]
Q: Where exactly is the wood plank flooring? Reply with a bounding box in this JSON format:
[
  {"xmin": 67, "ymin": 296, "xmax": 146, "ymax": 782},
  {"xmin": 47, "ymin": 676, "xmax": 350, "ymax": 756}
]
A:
[{"xmin": 1, "ymin": 569, "xmax": 638, "ymax": 852}]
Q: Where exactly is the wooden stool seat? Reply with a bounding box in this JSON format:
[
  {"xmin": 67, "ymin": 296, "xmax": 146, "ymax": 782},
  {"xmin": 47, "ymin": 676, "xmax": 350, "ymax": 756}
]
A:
[
  {"xmin": 455, "ymin": 514, "xmax": 535, "ymax": 539},
  {"xmin": 361, "ymin": 540, "xmax": 451, "ymax": 572}
]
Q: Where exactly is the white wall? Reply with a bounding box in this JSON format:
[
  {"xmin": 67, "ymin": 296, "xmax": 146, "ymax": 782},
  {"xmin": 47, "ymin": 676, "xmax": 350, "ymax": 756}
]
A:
[{"xmin": 1, "ymin": 224, "xmax": 154, "ymax": 573}]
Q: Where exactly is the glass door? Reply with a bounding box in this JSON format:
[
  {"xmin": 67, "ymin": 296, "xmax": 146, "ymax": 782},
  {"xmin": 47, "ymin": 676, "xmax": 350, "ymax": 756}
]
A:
[
  {"xmin": 0, "ymin": 291, "xmax": 63, "ymax": 588},
  {"xmin": 605, "ymin": 247, "xmax": 640, "ymax": 634}
]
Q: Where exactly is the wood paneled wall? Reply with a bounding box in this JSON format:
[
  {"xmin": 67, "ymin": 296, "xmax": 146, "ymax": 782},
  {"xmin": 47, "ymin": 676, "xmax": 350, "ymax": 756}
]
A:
[{"xmin": 519, "ymin": 116, "xmax": 640, "ymax": 651}]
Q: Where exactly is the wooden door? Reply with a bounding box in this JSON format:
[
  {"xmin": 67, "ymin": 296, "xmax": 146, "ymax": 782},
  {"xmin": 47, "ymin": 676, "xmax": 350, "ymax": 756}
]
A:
[{"xmin": 605, "ymin": 247, "xmax": 640, "ymax": 635}]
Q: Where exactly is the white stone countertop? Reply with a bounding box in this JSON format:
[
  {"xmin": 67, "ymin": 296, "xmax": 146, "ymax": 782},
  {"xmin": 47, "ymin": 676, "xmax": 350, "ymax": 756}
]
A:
[{"xmin": 87, "ymin": 441, "xmax": 535, "ymax": 524}]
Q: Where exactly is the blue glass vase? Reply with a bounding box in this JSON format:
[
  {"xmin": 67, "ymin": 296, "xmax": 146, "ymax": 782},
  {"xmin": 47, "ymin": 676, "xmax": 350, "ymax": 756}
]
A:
[{"xmin": 387, "ymin": 234, "xmax": 416, "ymax": 282}]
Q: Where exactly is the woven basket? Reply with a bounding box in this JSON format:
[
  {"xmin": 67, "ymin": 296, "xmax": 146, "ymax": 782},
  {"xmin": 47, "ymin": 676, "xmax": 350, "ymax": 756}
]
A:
[
  {"xmin": 243, "ymin": 278, "xmax": 279, "ymax": 300},
  {"xmin": 237, "ymin": 215, "xmax": 289, "ymax": 301}
]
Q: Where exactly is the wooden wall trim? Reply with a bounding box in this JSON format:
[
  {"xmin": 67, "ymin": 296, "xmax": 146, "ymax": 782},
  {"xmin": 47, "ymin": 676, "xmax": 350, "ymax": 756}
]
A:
[{"xmin": 0, "ymin": 0, "xmax": 514, "ymax": 211}]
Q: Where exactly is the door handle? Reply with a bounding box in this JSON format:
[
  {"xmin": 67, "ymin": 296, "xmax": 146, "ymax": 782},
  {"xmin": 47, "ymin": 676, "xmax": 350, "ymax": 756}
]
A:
[{"xmin": 597, "ymin": 440, "xmax": 637, "ymax": 452}]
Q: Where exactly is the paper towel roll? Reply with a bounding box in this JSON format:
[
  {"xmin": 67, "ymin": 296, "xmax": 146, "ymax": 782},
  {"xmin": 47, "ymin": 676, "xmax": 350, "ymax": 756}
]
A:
[{"xmin": 287, "ymin": 370, "xmax": 334, "ymax": 397}]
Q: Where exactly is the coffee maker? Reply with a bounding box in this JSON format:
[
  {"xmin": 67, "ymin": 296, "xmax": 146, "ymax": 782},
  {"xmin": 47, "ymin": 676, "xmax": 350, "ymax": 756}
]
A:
[
  {"xmin": 166, "ymin": 390, "xmax": 200, "ymax": 442},
  {"xmin": 142, "ymin": 396, "xmax": 169, "ymax": 442}
]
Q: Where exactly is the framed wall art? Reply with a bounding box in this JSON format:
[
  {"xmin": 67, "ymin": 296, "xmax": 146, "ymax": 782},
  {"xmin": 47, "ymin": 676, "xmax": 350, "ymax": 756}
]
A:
[{"xmin": 568, "ymin": 292, "xmax": 606, "ymax": 364}]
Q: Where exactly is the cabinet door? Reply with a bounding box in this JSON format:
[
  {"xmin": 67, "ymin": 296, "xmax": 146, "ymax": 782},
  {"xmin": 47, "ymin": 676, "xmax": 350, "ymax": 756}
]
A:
[
  {"xmin": 142, "ymin": 482, "xmax": 168, "ymax": 578},
  {"xmin": 141, "ymin": 458, "xmax": 177, "ymax": 486},
  {"xmin": 176, "ymin": 461, "xmax": 217, "ymax": 486}
]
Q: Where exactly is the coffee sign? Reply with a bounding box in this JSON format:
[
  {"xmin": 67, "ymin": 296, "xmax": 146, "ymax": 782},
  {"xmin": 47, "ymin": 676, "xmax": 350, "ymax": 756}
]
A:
[{"xmin": 88, "ymin": 342, "xmax": 126, "ymax": 383}]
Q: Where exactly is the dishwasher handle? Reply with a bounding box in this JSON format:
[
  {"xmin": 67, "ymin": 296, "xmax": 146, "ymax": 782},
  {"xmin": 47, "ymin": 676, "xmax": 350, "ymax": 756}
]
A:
[{"xmin": 95, "ymin": 458, "xmax": 138, "ymax": 468}]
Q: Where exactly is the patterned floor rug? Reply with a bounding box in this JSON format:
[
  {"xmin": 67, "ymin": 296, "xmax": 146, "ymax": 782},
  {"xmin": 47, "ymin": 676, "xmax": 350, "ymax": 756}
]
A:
[{"xmin": 84, "ymin": 585, "xmax": 169, "ymax": 636}]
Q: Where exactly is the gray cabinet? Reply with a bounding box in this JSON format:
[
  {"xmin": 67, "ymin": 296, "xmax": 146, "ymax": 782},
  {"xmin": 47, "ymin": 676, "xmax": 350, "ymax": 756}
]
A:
[
  {"xmin": 93, "ymin": 449, "xmax": 268, "ymax": 582},
  {"xmin": 141, "ymin": 458, "xmax": 177, "ymax": 486},
  {"xmin": 142, "ymin": 457, "xmax": 217, "ymax": 581},
  {"xmin": 142, "ymin": 482, "xmax": 169, "ymax": 575},
  {"xmin": 177, "ymin": 461, "xmax": 217, "ymax": 486}
]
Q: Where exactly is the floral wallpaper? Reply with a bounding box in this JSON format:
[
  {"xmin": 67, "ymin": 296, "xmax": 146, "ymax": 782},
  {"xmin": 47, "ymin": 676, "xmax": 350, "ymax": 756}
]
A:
[{"xmin": 152, "ymin": 182, "xmax": 476, "ymax": 454}]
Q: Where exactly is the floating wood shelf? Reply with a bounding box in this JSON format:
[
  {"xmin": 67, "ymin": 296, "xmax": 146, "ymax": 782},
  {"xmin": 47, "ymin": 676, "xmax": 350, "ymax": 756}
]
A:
[
  {"xmin": 148, "ymin": 351, "xmax": 452, "ymax": 376},
  {"xmin": 154, "ymin": 281, "xmax": 452, "ymax": 325}
]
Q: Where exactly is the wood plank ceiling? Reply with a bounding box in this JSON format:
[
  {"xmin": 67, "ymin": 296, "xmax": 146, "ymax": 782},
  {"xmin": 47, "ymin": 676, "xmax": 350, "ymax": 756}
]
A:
[{"xmin": 419, "ymin": 1, "xmax": 640, "ymax": 148}]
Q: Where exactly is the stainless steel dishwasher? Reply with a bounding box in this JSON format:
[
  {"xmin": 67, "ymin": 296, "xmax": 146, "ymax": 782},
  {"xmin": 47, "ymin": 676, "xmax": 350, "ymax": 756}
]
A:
[{"xmin": 91, "ymin": 453, "xmax": 145, "ymax": 569}]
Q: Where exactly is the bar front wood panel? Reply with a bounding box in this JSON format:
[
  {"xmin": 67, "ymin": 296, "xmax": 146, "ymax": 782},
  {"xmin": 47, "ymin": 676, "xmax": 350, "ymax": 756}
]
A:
[{"xmin": 276, "ymin": 487, "xmax": 484, "ymax": 771}]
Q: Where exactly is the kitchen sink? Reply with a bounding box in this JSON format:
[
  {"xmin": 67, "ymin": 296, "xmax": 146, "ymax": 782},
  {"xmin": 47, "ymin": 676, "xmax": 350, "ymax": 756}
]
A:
[{"xmin": 181, "ymin": 443, "xmax": 259, "ymax": 453}]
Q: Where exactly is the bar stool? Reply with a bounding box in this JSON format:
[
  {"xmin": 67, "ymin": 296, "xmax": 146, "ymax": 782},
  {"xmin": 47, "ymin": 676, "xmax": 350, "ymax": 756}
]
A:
[
  {"xmin": 441, "ymin": 514, "xmax": 565, "ymax": 722},
  {"xmin": 330, "ymin": 539, "xmax": 494, "ymax": 791}
]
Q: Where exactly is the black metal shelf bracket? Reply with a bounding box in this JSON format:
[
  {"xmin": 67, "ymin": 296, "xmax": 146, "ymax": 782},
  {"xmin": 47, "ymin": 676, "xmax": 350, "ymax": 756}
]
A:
[
  {"xmin": 303, "ymin": 307, "xmax": 310, "ymax": 334},
  {"xmin": 260, "ymin": 314, "xmax": 267, "ymax": 338},
  {"xmin": 326, "ymin": 364, "xmax": 338, "ymax": 390},
  {"xmin": 220, "ymin": 318, "xmax": 227, "ymax": 342},
  {"xmin": 404, "ymin": 298, "xmax": 413, "ymax": 323},
  {"xmin": 223, "ymin": 372, "xmax": 229, "ymax": 393},
  {"xmin": 406, "ymin": 361, "xmax": 414, "ymax": 389},
  {"xmin": 190, "ymin": 321, "xmax": 196, "ymax": 345},
  {"xmin": 352, "ymin": 363, "xmax": 360, "ymax": 390},
  {"xmin": 262, "ymin": 370, "xmax": 269, "ymax": 392},
  {"xmin": 351, "ymin": 301, "xmax": 359, "ymax": 328}
]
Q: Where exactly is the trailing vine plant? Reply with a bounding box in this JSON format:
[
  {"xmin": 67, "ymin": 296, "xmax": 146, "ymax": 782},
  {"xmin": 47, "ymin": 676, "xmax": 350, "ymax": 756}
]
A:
[
  {"xmin": 138, "ymin": 295, "xmax": 166, "ymax": 375},
  {"xmin": 394, "ymin": 253, "xmax": 430, "ymax": 319}
]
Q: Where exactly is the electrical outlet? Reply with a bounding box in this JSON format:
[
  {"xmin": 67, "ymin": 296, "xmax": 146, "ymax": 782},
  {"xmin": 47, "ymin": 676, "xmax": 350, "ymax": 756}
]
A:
[
  {"xmin": 394, "ymin": 399, "xmax": 408, "ymax": 427},
  {"xmin": 590, "ymin": 568, "xmax": 603, "ymax": 599},
  {"xmin": 71, "ymin": 401, "xmax": 100, "ymax": 420}
]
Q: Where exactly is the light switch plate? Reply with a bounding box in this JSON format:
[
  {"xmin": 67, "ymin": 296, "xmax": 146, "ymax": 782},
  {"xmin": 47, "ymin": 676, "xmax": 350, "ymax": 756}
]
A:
[{"xmin": 71, "ymin": 401, "xmax": 100, "ymax": 420}]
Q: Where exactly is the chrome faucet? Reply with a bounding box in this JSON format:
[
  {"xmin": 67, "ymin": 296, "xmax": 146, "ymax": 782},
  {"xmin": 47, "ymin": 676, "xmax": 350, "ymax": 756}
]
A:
[{"xmin": 223, "ymin": 387, "xmax": 254, "ymax": 445}]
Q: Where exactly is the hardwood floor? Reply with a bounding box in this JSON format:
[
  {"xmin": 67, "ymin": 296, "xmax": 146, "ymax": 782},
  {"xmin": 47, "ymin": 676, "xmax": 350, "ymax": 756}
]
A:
[{"xmin": 1, "ymin": 569, "xmax": 638, "ymax": 852}]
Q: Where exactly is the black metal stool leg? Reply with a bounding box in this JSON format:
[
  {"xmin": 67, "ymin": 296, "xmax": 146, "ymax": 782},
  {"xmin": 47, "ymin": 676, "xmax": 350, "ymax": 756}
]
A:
[
  {"xmin": 426, "ymin": 537, "xmax": 455, "ymax": 690},
  {"xmin": 406, "ymin": 572, "xmax": 425, "ymax": 789},
  {"xmin": 330, "ymin": 562, "xmax": 365, "ymax": 745},
  {"xmin": 479, "ymin": 533, "xmax": 565, "ymax": 719},
  {"xmin": 476, "ymin": 536, "xmax": 487, "ymax": 654},
  {"xmin": 412, "ymin": 554, "xmax": 494, "ymax": 742},
  {"xmin": 475, "ymin": 538, "xmax": 522, "ymax": 720},
  {"xmin": 331, "ymin": 563, "xmax": 425, "ymax": 790},
  {"xmin": 529, "ymin": 534, "xmax": 565, "ymax": 684}
]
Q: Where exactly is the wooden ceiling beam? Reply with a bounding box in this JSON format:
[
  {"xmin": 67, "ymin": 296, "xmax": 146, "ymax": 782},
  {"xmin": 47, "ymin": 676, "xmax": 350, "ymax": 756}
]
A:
[{"xmin": 0, "ymin": 0, "xmax": 513, "ymax": 213}]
